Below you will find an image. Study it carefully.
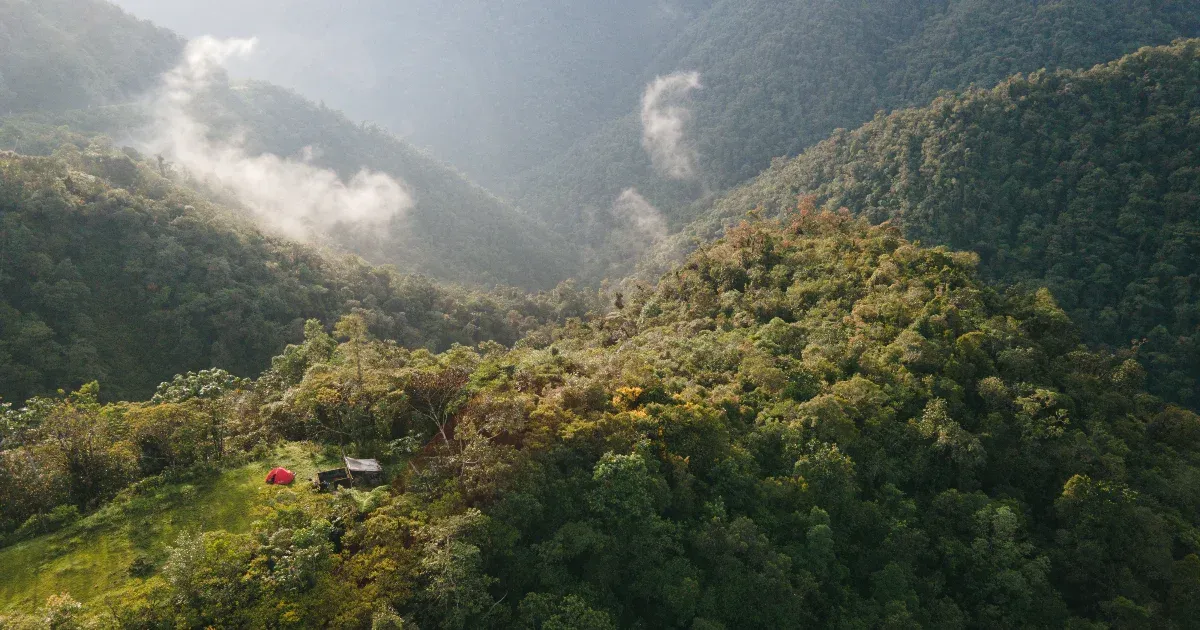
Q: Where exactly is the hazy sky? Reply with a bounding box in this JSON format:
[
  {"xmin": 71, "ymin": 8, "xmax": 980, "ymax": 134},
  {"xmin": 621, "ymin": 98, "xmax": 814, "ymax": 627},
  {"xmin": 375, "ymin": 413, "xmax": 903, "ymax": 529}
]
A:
[
  {"xmin": 109, "ymin": 1, "xmax": 416, "ymax": 130},
  {"xmin": 107, "ymin": 0, "xmax": 701, "ymax": 184}
]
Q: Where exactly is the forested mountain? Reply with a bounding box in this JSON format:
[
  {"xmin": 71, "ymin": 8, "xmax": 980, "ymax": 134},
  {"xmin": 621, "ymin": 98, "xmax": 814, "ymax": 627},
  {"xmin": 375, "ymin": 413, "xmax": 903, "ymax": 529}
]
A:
[
  {"xmin": 19, "ymin": 0, "xmax": 1199, "ymax": 291},
  {"xmin": 7, "ymin": 3, "xmax": 1200, "ymax": 626},
  {"xmin": 517, "ymin": 0, "xmax": 1200, "ymax": 274},
  {"xmin": 674, "ymin": 40, "xmax": 1200, "ymax": 408},
  {"xmin": 0, "ymin": 134, "xmax": 596, "ymax": 404},
  {"xmin": 51, "ymin": 81, "xmax": 575, "ymax": 289},
  {"xmin": 6, "ymin": 214, "xmax": 1200, "ymax": 627},
  {"xmin": 172, "ymin": 80, "xmax": 575, "ymax": 289},
  {"xmin": 1, "ymin": 0, "xmax": 575, "ymax": 290},
  {"xmin": 0, "ymin": 0, "xmax": 182, "ymax": 114}
]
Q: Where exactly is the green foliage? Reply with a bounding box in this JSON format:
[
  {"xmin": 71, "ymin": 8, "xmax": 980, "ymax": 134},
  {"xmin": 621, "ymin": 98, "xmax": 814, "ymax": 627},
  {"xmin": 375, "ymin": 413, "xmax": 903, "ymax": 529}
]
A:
[
  {"xmin": 518, "ymin": 0, "xmax": 1200, "ymax": 279},
  {"xmin": 158, "ymin": 500, "xmax": 337, "ymax": 628},
  {"xmin": 0, "ymin": 383, "xmax": 138, "ymax": 530},
  {"xmin": 151, "ymin": 368, "xmax": 248, "ymax": 404},
  {"xmin": 0, "ymin": 593, "xmax": 88, "ymax": 630},
  {"xmin": 689, "ymin": 39, "xmax": 1200, "ymax": 406},
  {"xmin": 2, "ymin": 0, "xmax": 575, "ymax": 288},
  {"xmin": 9, "ymin": 504, "xmax": 80, "ymax": 543},
  {"xmin": 0, "ymin": 0, "xmax": 182, "ymax": 115},
  {"xmin": 6, "ymin": 4, "xmax": 1200, "ymax": 626},
  {"xmin": 11, "ymin": 215, "xmax": 1200, "ymax": 627},
  {"xmin": 0, "ymin": 148, "xmax": 598, "ymax": 404},
  {"xmin": 0, "ymin": 442, "xmax": 334, "ymax": 614},
  {"xmin": 191, "ymin": 81, "xmax": 577, "ymax": 288}
]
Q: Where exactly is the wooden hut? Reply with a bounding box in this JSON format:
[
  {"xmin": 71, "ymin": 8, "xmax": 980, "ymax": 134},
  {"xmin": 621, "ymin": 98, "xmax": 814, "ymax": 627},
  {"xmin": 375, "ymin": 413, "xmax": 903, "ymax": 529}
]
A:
[
  {"xmin": 312, "ymin": 456, "xmax": 384, "ymax": 491},
  {"xmin": 344, "ymin": 457, "xmax": 384, "ymax": 485}
]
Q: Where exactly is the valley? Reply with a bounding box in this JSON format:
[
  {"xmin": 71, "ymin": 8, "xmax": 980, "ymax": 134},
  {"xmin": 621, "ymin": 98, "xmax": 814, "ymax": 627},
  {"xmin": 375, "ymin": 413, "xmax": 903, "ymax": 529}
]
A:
[{"xmin": 2, "ymin": 1, "xmax": 1200, "ymax": 627}]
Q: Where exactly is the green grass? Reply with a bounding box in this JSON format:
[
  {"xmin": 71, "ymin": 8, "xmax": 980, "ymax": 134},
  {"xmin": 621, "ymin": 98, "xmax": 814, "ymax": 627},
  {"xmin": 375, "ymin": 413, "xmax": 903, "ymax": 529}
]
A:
[{"xmin": 0, "ymin": 442, "xmax": 340, "ymax": 613}]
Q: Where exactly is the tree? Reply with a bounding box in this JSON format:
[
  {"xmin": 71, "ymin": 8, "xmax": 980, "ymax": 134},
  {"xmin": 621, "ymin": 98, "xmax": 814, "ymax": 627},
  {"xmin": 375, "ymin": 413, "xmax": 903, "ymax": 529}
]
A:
[
  {"xmin": 32, "ymin": 382, "xmax": 136, "ymax": 509},
  {"xmin": 405, "ymin": 367, "xmax": 471, "ymax": 446},
  {"xmin": 152, "ymin": 369, "xmax": 248, "ymax": 461},
  {"xmin": 336, "ymin": 313, "xmax": 370, "ymax": 385}
]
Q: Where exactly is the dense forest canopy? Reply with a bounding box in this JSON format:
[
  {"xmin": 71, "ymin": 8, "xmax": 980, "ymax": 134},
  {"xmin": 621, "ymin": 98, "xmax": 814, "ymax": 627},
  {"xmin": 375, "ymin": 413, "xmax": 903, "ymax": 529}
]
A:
[
  {"xmin": 1, "ymin": 0, "xmax": 575, "ymax": 290},
  {"xmin": 0, "ymin": 0, "xmax": 182, "ymax": 114},
  {"xmin": 516, "ymin": 0, "xmax": 1200, "ymax": 278},
  {"xmin": 4, "ymin": 2, "xmax": 1200, "ymax": 628},
  {"xmin": 18, "ymin": 87, "xmax": 575, "ymax": 289},
  {"xmin": 0, "ymin": 134, "xmax": 596, "ymax": 403},
  {"xmin": 683, "ymin": 40, "xmax": 1200, "ymax": 407},
  {"xmin": 5, "ymin": 215, "xmax": 1200, "ymax": 627},
  {"xmin": 13, "ymin": 0, "xmax": 1200, "ymax": 290}
]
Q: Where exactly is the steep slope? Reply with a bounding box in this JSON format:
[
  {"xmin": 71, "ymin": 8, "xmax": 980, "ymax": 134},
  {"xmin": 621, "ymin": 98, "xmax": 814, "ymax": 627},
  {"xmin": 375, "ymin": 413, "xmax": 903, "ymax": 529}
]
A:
[
  {"xmin": 2, "ymin": 0, "xmax": 576, "ymax": 289},
  {"xmin": 191, "ymin": 80, "xmax": 575, "ymax": 289},
  {"xmin": 0, "ymin": 0, "xmax": 182, "ymax": 114},
  {"xmin": 25, "ymin": 81, "xmax": 576, "ymax": 289},
  {"xmin": 0, "ymin": 439, "xmax": 338, "ymax": 612},
  {"xmin": 0, "ymin": 442, "xmax": 332, "ymax": 613},
  {"xmin": 0, "ymin": 138, "xmax": 595, "ymax": 404},
  {"xmin": 682, "ymin": 40, "xmax": 1200, "ymax": 406},
  {"xmin": 7, "ymin": 215, "xmax": 1200, "ymax": 627},
  {"xmin": 517, "ymin": 0, "xmax": 1200, "ymax": 272}
]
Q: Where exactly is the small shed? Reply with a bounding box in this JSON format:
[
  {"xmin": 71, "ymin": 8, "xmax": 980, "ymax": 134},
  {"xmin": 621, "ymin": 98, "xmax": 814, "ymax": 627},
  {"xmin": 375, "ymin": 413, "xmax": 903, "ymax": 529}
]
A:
[
  {"xmin": 344, "ymin": 457, "xmax": 382, "ymax": 474},
  {"xmin": 313, "ymin": 467, "xmax": 352, "ymax": 492},
  {"xmin": 345, "ymin": 457, "xmax": 384, "ymax": 484},
  {"xmin": 313, "ymin": 457, "xmax": 385, "ymax": 492}
]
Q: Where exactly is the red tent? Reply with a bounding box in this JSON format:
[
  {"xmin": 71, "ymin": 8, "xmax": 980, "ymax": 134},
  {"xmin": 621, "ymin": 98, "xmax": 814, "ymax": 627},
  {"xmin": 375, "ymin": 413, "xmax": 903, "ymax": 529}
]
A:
[{"xmin": 265, "ymin": 467, "xmax": 295, "ymax": 485}]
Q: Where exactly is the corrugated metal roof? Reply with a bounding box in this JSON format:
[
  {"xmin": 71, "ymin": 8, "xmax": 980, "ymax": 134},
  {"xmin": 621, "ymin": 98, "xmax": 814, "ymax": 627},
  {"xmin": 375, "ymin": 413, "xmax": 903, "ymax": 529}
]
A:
[{"xmin": 344, "ymin": 457, "xmax": 383, "ymax": 473}]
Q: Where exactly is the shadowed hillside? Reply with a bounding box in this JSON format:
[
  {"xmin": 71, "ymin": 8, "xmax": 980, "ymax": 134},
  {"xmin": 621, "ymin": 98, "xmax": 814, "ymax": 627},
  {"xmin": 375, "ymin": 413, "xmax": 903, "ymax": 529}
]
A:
[
  {"xmin": 517, "ymin": 0, "xmax": 1200, "ymax": 279},
  {"xmin": 676, "ymin": 40, "xmax": 1200, "ymax": 406}
]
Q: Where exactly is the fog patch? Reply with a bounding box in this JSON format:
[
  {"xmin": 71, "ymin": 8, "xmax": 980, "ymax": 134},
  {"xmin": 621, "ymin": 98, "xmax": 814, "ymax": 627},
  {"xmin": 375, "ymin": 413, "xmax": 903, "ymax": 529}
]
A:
[
  {"xmin": 612, "ymin": 188, "xmax": 668, "ymax": 243},
  {"xmin": 146, "ymin": 36, "xmax": 411, "ymax": 241},
  {"xmin": 640, "ymin": 71, "xmax": 702, "ymax": 180}
]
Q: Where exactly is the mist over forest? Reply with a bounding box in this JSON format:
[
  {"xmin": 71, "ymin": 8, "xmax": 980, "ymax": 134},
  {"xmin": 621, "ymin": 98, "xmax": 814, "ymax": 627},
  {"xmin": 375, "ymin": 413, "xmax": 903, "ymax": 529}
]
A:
[
  {"xmin": 3, "ymin": 1, "xmax": 1200, "ymax": 627},
  {"xmin": 106, "ymin": 0, "xmax": 708, "ymax": 185}
]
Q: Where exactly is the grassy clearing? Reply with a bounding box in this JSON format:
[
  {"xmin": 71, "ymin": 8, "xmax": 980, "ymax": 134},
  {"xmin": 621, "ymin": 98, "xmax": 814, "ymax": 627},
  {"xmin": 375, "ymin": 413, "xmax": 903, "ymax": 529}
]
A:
[{"xmin": 0, "ymin": 441, "xmax": 339, "ymax": 613}]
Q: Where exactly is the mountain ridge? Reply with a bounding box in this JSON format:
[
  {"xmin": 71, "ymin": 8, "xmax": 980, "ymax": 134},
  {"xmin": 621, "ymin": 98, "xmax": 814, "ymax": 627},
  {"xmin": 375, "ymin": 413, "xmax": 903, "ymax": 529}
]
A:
[
  {"xmin": 515, "ymin": 0, "xmax": 1200, "ymax": 278},
  {"xmin": 669, "ymin": 38, "xmax": 1200, "ymax": 406},
  {"xmin": 2, "ymin": 0, "xmax": 578, "ymax": 290},
  {"xmin": 0, "ymin": 138, "xmax": 595, "ymax": 403}
]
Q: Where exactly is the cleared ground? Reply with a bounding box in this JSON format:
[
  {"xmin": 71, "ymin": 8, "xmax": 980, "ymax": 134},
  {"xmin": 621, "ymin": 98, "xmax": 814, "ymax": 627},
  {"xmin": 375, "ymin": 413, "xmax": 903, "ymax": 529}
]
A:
[{"xmin": 0, "ymin": 442, "xmax": 340, "ymax": 612}]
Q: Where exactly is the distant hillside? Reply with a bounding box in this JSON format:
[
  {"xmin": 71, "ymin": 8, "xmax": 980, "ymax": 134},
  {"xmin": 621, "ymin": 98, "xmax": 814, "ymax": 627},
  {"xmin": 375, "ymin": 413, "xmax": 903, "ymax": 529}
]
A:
[
  {"xmin": 192, "ymin": 80, "xmax": 576, "ymax": 289},
  {"xmin": 0, "ymin": 0, "xmax": 182, "ymax": 113},
  {"xmin": 517, "ymin": 0, "xmax": 1200, "ymax": 274},
  {"xmin": 106, "ymin": 0, "xmax": 718, "ymax": 185},
  {"xmin": 21, "ymin": 81, "xmax": 577, "ymax": 290},
  {"xmin": 1, "ymin": 0, "xmax": 576, "ymax": 289},
  {"xmin": 0, "ymin": 138, "xmax": 595, "ymax": 404},
  {"xmin": 679, "ymin": 40, "xmax": 1200, "ymax": 406}
]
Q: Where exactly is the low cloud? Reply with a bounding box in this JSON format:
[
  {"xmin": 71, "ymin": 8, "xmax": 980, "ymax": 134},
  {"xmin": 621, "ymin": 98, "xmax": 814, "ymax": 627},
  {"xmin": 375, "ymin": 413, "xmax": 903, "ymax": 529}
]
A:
[
  {"xmin": 146, "ymin": 36, "xmax": 411, "ymax": 241},
  {"xmin": 612, "ymin": 188, "xmax": 667, "ymax": 244},
  {"xmin": 640, "ymin": 71, "xmax": 702, "ymax": 180}
]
